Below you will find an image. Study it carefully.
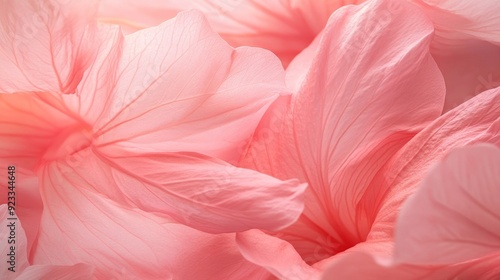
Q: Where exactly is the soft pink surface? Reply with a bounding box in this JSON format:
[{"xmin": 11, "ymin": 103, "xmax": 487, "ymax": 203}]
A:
[
  {"xmin": 0, "ymin": 0, "xmax": 101, "ymax": 94},
  {"xmin": 97, "ymin": 0, "xmax": 364, "ymax": 66},
  {"xmin": 240, "ymin": 0, "xmax": 444, "ymax": 270},
  {"xmin": 1, "ymin": 205, "xmax": 95, "ymax": 280},
  {"xmin": 238, "ymin": 0, "xmax": 500, "ymax": 278},
  {"xmin": 0, "ymin": 8, "xmax": 306, "ymax": 279}
]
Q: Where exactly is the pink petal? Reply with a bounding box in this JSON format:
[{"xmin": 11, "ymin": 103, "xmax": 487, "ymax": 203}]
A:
[
  {"xmin": 369, "ymin": 87, "xmax": 500, "ymax": 241},
  {"xmin": 43, "ymin": 150, "xmax": 306, "ymax": 234},
  {"xmin": 97, "ymin": 0, "xmax": 363, "ymax": 66},
  {"xmin": 236, "ymin": 229, "xmax": 320, "ymax": 280},
  {"xmin": 0, "ymin": 0, "xmax": 100, "ymax": 94},
  {"xmin": 241, "ymin": 0, "xmax": 445, "ymax": 263},
  {"xmin": 414, "ymin": 0, "xmax": 500, "ymax": 111},
  {"xmin": 92, "ymin": 10, "xmax": 287, "ymax": 164},
  {"xmin": 32, "ymin": 175, "xmax": 271, "ymax": 279},
  {"xmin": 395, "ymin": 144, "xmax": 500, "ymax": 265}
]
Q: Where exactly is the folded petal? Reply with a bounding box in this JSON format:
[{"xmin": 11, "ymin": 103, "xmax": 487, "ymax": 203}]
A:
[
  {"xmin": 33, "ymin": 176, "xmax": 271, "ymax": 279},
  {"xmin": 0, "ymin": 0, "xmax": 100, "ymax": 94},
  {"xmin": 413, "ymin": 0, "xmax": 500, "ymax": 111},
  {"xmin": 93, "ymin": 10, "xmax": 287, "ymax": 164},
  {"xmin": 97, "ymin": 0, "xmax": 362, "ymax": 66},
  {"xmin": 236, "ymin": 229, "xmax": 320, "ymax": 280},
  {"xmin": 370, "ymin": 87, "xmax": 500, "ymax": 241},
  {"xmin": 43, "ymin": 149, "xmax": 306, "ymax": 234},
  {"xmin": 395, "ymin": 144, "xmax": 500, "ymax": 265},
  {"xmin": 241, "ymin": 0, "xmax": 445, "ymax": 263}
]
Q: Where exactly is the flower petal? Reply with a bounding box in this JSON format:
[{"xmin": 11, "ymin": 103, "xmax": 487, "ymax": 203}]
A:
[
  {"xmin": 93, "ymin": 10, "xmax": 287, "ymax": 164},
  {"xmin": 236, "ymin": 229, "xmax": 321, "ymax": 280},
  {"xmin": 45, "ymin": 149, "xmax": 306, "ymax": 234},
  {"xmin": 97, "ymin": 0, "xmax": 362, "ymax": 66},
  {"xmin": 241, "ymin": 0, "xmax": 445, "ymax": 262},
  {"xmin": 370, "ymin": 87, "xmax": 500, "ymax": 241},
  {"xmin": 33, "ymin": 172, "xmax": 271, "ymax": 279},
  {"xmin": 394, "ymin": 144, "xmax": 500, "ymax": 265},
  {"xmin": 412, "ymin": 0, "xmax": 500, "ymax": 111},
  {"xmin": 0, "ymin": 0, "xmax": 100, "ymax": 94}
]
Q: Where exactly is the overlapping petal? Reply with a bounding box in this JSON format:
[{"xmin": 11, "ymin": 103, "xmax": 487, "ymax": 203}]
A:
[
  {"xmin": 90, "ymin": 11, "xmax": 288, "ymax": 164},
  {"xmin": 97, "ymin": 0, "xmax": 364, "ymax": 66},
  {"xmin": 236, "ymin": 229, "xmax": 320, "ymax": 280},
  {"xmin": 395, "ymin": 144, "xmax": 500, "ymax": 265},
  {"xmin": 41, "ymin": 150, "xmax": 305, "ymax": 233},
  {"xmin": 241, "ymin": 0, "xmax": 445, "ymax": 262},
  {"xmin": 0, "ymin": 0, "xmax": 101, "ymax": 94},
  {"xmin": 32, "ymin": 179, "xmax": 271, "ymax": 279},
  {"xmin": 369, "ymin": 87, "xmax": 500, "ymax": 241}
]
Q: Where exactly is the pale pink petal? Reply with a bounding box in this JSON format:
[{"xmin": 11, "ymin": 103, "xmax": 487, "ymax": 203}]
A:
[
  {"xmin": 33, "ymin": 172, "xmax": 271, "ymax": 279},
  {"xmin": 16, "ymin": 264, "xmax": 95, "ymax": 280},
  {"xmin": 395, "ymin": 144, "xmax": 500, "ymax": 265},
  {"xmin": 413, "ymin": 0, "xmax": 500, "ymax": 111},
  {"xmin": 0, "ymin": 0, "xmax": 100, "ymax": 94},
  {"xmin": 236, "ymin": 229, "xmax": 320, "ymax": 280},
  {"xmin": 370, "ymin": 87, "xmax": 500, "ymax": 241},
  {"xmin": 97, "ymin": 0, "xmax": 363, "ymax": 66},
  {"xmin": 92, "ymin": 10, "xmax": 287, "ymax": 164},
  {"xmin": 44, "ymin": 150, "xmax": 305, "ymax": 234},
  {"xmin": 241, "ymin": 0, "xmax": 445, "ymax": 263}
]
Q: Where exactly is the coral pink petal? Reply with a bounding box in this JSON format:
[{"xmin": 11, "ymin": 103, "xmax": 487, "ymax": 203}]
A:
[
  {"xmin": 97, "ymin": 0, "xmax": 362, "ymax": 66},
  {"xmin": 395, "ymin": 144, "xmax": 500, "ymax": 265},
  {"xmin": 242, "ymin": 0, "xmax": 445, "ymax": 261},
  {"xmin": 0, "ymin": 0, "xmax": 100, "ymax": 94},
  {"xmin": 236, "ymin": 229, "xmax": 320, "ymax": 280},
  {"xmin": 45, "ymin": 150, "xmax": 306, "ymax": 234},
  {"xmin": 0, "ymin": 93, "xmax": 83, "ymax": 170},
  {"xmin": 370, "ymin": 87, "xmax": 500, "ymax": 241},
  {"xmin": 93, "ymin": 10, "xmax": 287, "ymax": 164},
  {"xmin": 32, "ymin": 175, "xmax": 271, "ymax": 279}
]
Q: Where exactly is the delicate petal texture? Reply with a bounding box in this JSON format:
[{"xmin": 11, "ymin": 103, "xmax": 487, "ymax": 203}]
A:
[
  {"xmin": 32, "ymin": 175, "xmax": 270, "ymax": 279},
  {"xmin": 412, "ymin": 0, "xmax": 500, "ymax": 111},
  {"xmin": 370, "ymin": 88, "xmax": 500, "ymax": 241},
  {"xmin": 92, "ymin": 11, "xmax": 287, "ymax": 164},
  {"xmin": 0, "ymin": 0, "xmax": 100, "ymax": 94},
  {"xmin": 16, "ymin": 264, "xmax": 95, "ymax": 280},
  {"xmin": 97, "ymin": 0, "xmax": 363, "ymax": 66},
  {"xmin": 43, "ymin": 150, "xmax": 306, "ymax": 233},
  {"xmin": 236, "ymin": 229, "xmax": 321, "ymax": 280},
  {"xmin": 395, "ymin": 144, "xmax": 500, "ymax": 265},
  {"xmin": 241, "ymin": 0, "xmax": 445, "ymax": 263}
]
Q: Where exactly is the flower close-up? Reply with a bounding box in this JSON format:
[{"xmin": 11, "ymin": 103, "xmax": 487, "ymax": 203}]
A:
[{"xmin": 1, "ymin": 0, "xmax": 499, "ymax": 279}]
